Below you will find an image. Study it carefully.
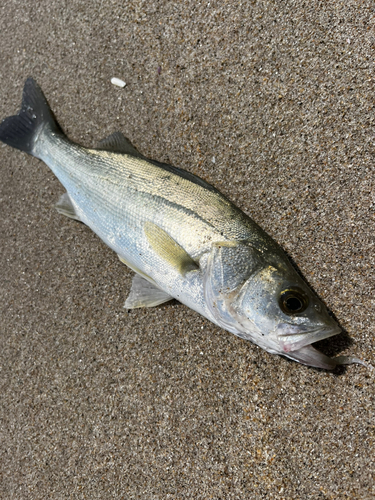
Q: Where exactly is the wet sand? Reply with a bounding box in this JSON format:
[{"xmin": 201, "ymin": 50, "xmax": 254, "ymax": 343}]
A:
[{"xmin": 0, "ymin": 1, "xmax": 374, "ymax": 498}]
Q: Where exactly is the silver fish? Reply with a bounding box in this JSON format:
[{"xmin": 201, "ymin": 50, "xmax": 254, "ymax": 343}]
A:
[{"xmin": 0, "ymin": 78, "xmax": 364, "ymax": 369}]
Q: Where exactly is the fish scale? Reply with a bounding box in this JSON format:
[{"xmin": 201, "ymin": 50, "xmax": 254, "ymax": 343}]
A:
[{"xmin": 42, "ymin": 136, "xmax": 249, "ymax": 261}]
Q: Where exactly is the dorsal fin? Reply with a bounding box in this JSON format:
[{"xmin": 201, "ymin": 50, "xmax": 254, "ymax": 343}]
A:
[
  {"xmin": 98, "ymin": 132, "xmax": 220, "ymax": 193},
  {"xmin": 96, "ymin": 132, "xmax": 144, "ymax": 157}
]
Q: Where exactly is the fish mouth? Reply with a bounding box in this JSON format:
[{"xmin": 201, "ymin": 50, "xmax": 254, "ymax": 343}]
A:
[
  {"xmin": 277, "ymin": 323, "xmax": 342, "ymax": 370},
  {"xmin": 277, "ymin": 324, "xmax": 341, "ymax": 353}
]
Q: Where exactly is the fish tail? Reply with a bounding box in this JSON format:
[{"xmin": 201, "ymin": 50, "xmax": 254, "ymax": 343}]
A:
[{"xmin": 0, "ymin": 77, "xmax": 62, "ymax": 158}]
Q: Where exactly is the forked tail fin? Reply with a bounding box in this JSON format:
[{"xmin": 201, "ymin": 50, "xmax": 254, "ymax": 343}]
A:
[{"xmin": 0, "ymin": 77, "xmax": 62, "ymax": 157}]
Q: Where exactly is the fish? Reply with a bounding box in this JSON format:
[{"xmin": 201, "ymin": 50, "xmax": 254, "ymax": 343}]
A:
[{"xmin": 0, "ymin": 78, "xmax": 365, "ymax": 370}]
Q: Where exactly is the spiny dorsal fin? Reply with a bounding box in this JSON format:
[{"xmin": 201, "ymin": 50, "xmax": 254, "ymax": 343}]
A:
[
  {"xmin": 96, "ymin": 131, "xmax": 144, "ymax": 157},
  {"xmin": 144, "ymin": 221, "xmax": 199, "ymax": 276},
  {"xmin": 97, "ymin": 132, "xmax": 220, "ymax": 193}
]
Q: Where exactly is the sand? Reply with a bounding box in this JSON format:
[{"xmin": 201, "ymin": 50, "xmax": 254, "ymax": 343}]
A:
[{"xmin": 0, "ymin": 0, "xmax": 374, "ymax": 498}]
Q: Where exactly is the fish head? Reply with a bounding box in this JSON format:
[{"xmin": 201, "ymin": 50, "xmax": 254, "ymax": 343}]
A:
[
  {"xmin": 204, "ymin": 242, "xmax": 341, "ymax": 369},
  {"xmin": 231, "ymin": 263, "xmax": 341, "ymax": 369}
]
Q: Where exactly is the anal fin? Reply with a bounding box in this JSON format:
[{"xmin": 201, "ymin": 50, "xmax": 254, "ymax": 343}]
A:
[{"xmin": 55, "ymin": 192, "xmax": 81, "ymax": 221}]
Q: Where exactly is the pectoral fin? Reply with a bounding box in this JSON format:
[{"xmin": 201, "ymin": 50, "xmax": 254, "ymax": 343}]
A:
[
  {"xmin": 125, "ymin": 273, "xmax": 174, "ymax": 309},
  {"xmin": 144, "ymin": 221, "xmax": 199, "ymax": 276},
  {"xmin": 55, "ymin": 192, "xmax": 81, "ymax": 221}
]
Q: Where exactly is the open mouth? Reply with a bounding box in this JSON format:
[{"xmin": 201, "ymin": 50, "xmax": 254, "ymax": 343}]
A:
[
  {"xmin": 277, "ymin": 324, "xmax": 342, "ymax": 370},
  {"xmin": 276, "ymin": 324, "xmax": 369, "ymax": 370},
  {"xmin": 278, "ymin": 324, "xmax": 341, "ymax": 353}
]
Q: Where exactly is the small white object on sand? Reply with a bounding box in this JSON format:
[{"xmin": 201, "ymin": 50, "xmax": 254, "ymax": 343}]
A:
[{"xmin": 111, "ymin": 77, "xmax": 126, "ymax": 88}]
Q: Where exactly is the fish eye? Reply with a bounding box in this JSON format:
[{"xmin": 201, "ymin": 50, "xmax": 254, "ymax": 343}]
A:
[{"xmin": 279, "ymin": 288, "xmax": 309, "ymax": 315}]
